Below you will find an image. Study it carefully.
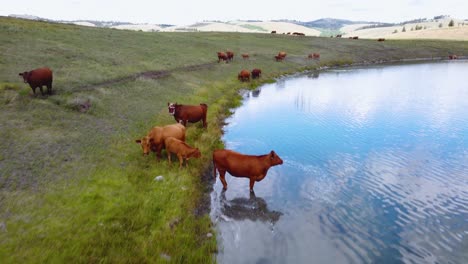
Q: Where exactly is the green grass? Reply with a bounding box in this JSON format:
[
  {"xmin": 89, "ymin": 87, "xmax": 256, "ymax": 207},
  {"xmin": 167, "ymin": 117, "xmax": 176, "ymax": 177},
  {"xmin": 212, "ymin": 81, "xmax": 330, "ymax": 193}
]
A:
[{"xmin": 0, "ymin": 16, "xmax": 467, "ymax": 263}]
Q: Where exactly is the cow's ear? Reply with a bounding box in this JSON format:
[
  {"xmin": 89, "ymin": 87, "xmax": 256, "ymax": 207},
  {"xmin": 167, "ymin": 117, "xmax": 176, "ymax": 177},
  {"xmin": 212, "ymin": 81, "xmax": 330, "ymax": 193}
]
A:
[
  {"xmin": 135, "ymin": 139, "xmax": 141, "ymax": 143},
  {"xmin": 270, "ymin": 151, "xmax": 275, "ymax": 158}
]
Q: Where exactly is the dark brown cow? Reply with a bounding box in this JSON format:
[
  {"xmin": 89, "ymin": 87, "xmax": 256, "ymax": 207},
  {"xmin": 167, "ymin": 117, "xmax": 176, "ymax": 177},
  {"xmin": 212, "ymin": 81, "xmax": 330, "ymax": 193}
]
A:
[
  {"xmin": 168, "ymin": 103, "xmax": 208, "ymax": 128},
  {"xmin": 217, "ymin": 52, "xmax": 228, "ymax": 63},
  {"xmin": 293, "ymin": 32, "xmax": 305, "ymax": 36},
  {"xmin": 271, "ymin": 30, "xmax": 277, "ymax": 34},
  {"xmin": 164, "ymin": 137, "xmax": 201, "ymax": 168},
  {"xmin": 275, "ymin": 55, "xmax": 284, "ymax": 61},
  {"xmin": 449, "ymin": 55, "xmax": 458, "ymax": 60},
  {"xmin": 336, "ymin": 34, "xmax": 342, "ymax": 38},
  {"xmin": 226, "ymin": 51, "xmax": 234, "ymax": 62},
  {"xmin": 135, "ymin": 123, "xmax": 186, "ymax": 160},
  {"xmin": 238, "ymin": 69, "xmax": 250, "ymax": 82},
  {"xmin": 18, "ymin": 67, "xmax": 53, "ymax": 96},
  {"xmin": 251, "ymin": 68, "xmax": 262, "ymax": 79},
  {"xmin": 352, "ymin": 36, "xmax": 359, "ymax": 39},
  {"xmin": 241, "ymin": 53, "xmax": 249, "ymax": 59},
  {"xmin": 377, "ymin": 38, "xmax": 386, "ymax": 42},
  {"xmin": 213, "ymin": 150, "xmax": 283, "ymax": 191}
]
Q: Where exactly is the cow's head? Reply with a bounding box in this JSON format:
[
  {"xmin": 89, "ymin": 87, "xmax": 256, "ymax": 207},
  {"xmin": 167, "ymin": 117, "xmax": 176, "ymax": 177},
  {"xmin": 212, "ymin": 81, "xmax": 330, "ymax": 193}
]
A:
[
  {"xmin": 269, "ymin": 151, "xmax": 283, "ymax": 166},
  {"xmin": 18, "ymin": 71, "xmax": 29, "ymax": 83},
  {"xmin": 168, "ymin": 102, "xmax": 177, "ymax": 115},
  {"xmin": 135, "ymin": 136, "xmax": 152, "ymax": 155},
  {"xmin": 189, "ymin": 148, "xmax": 202, "ymax": 159}
]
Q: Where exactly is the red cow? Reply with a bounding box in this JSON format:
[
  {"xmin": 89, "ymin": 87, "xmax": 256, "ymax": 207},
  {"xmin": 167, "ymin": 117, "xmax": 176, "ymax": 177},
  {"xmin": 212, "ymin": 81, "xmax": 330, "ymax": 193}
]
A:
[
  {"xmin": 168, "ymin": 103, "xmax": 208, "ymax": 128},
  {"xmin": 275, "ymin": 55, "xmax": 284, "ymax": 61},
  {"xmin": 135, "ymin": 123, "xmax": 186, "ymax": 160},
  {"xmin": 164, "ymin": 137, "xmax": 201, "ymax": 168},
  {"xmin": 241, "ymin": 53, "xmax": 249, "ymax": 59},
  {"xmin": 449, "ymin": 55, "xmax": 458, "ymax": 60},
  {"xmin": 18, "ymin": 67, "xmax": 53, "ymax": 96},
  {"xmin": 226, "ymin": 51, "xmax": 234, "ymax": 62},
  {"xmin": 238, "ymin": 69, "xmax": 250, "ymax": 82},
  {"xmin": 217, "ymin": 52, "xmax": 228, "ymax": 63},
  {"xmin": 213, "ymin": 149, "xmax": 283, "ymax": 191},
  {"xmin": 251, "ymin": 68, "xmax": 262, "ymax": 79}
]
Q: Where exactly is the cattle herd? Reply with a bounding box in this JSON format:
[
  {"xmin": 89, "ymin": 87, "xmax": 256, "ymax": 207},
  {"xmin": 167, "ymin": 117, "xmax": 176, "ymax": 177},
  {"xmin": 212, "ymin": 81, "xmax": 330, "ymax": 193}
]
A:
[{"xmin": 17, "ymin": 48, "xmax": 460, "ymax": 191}]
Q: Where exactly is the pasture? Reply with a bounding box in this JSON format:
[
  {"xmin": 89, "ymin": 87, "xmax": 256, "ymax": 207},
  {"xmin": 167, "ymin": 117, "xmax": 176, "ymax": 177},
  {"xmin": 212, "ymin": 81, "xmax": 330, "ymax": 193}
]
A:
[{"xmin": 0, "ymin": 17, "xmax": 467, "ymax": 262}]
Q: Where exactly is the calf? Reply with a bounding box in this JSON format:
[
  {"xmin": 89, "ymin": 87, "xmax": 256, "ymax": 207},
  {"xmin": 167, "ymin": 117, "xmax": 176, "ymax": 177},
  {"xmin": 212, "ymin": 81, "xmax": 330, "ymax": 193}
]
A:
[
  {"xmin": 18, "ymin": 67, "xmax": 53, "ymax": 96},
  {"xmin": 213, "ymin": 149, "xmax": 283, "ymax": 191},
  {"xmin": 164, "ymin": 137, "xmax": 201, "ymax": 168},
  {"xmin": 238, "ymin": 69, "xmax": 250, "ymax": 82},
  {"xmin": 251, "ymin": 68, "xmax": 262, "ymax": 79}
]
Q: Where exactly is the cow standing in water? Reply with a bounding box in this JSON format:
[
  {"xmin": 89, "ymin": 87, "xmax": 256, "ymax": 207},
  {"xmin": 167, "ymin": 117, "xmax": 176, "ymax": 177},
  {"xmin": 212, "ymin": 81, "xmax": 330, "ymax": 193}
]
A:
[
  {"xmin": 18, "ymin": 67, "xmax": 53, "ymax": 96},
  {"xmin": 213, "ymin": 150, "xmax": 283, "ymax": 191},
  {"xmin": 168, "ymin": 103, "xmax": 208, "ymax": 128}
]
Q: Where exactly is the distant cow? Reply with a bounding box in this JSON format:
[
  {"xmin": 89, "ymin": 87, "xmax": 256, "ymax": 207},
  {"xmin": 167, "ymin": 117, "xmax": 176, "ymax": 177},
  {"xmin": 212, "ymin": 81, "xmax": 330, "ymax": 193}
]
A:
[
  {"xmin": 241, "ymin": 53, "xmax": 249, "ymax": 59},
  {"xmin": 168, "ymin": 103, "xmax": 208, "ymax": 128},
  {"xmin": 217, "ymin": 52, "xmax": 228, "ymax": 63},
  {"xmin": 213, "ymin": 149, "xmax": 283, "ymax": 191},
  {"xmin": 18, "ymin": 67, "xmax": 53, "ymax": 96},
  {"xmin": 449, "ymin": 55, "xmax": 458, "ymax": 60},
  {"xmin": 251, "ymin": 68, "xmax": 262, "ymax": 79},
  {"xmin": 308, "ymin": 53, "xmax": 320, "ymax": 59},
  {"xmin": 136, "ymin": 123, "xmax": 186, "ymax": 160},
  {"xmin": 226, "ymin": 51, "xmax": 234, "ymax": 62},
  {"xmin": 278, "ymin": 51, "xmax": 287, "ymax": 58},
  {"xmin": 275, "ymin": 55, "xmax": 284, "ymax": 61},
  {"xmin": 336, "ymin": 34, "xmax": 342, "ymax": 38},
  {"xmin": 377, "ymin": 38, "xmax": 386, "ymax": 42},
  {"xmin": 271, "ymin": 30, "xmax": 277, "ymax": 34},
  {"xmin": 293, "ymin": 32, "xmax": 305, "ymax": 36},
  {"xmin": 164, "ymin": 137, "xmax": 201, "ymax": 168},
  {"xmin": 352, "ymin": 36, "xmax": 359, "ymax": 39},
  {"xmin": 238, "ymin": 69, "xmax": 250, "ymax": 82}
]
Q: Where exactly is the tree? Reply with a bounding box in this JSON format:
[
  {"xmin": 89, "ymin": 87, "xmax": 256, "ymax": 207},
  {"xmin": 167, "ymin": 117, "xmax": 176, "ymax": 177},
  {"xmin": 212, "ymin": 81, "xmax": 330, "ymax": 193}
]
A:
[{"xmin": 448, "ymin": 19, "xmax": 454, "ymax": 27}]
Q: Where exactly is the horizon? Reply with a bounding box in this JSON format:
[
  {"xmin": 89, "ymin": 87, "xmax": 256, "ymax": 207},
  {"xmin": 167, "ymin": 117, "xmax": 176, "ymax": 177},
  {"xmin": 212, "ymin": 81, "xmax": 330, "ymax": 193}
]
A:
[{"xmin": 2, "ymin": 0, "xmax": 467, "ymax": 26}]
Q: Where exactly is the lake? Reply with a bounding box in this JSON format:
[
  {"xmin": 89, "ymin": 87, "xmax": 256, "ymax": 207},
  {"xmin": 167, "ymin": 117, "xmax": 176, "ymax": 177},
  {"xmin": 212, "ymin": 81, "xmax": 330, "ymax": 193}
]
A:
[{"xmin": 210, "ymin": 61, "xmax": 468, "ymax": 264}]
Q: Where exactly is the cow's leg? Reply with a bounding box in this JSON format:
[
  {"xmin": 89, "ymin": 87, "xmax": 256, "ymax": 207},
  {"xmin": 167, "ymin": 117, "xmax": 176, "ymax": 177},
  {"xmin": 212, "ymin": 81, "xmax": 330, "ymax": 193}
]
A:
[
  {"xmin": 178, "ymin": 154, "xmax": 183, "ymax": 168},
  {"xmin": 30, "ymin": 85, "xmax": 36, "ymax": 95},
  {"xmin": 219, "ymin": 170, "xmax": 228, "ymax": 190},
  {"xmin": 167, "ymin": 151, "xmax": 172, "ymax": 165},
  {"xmin": 249, "ymin": 178, "xmax": 255, "ymax": 191},
  {"xmin": 156, "ymin": 145, "xmax": 162, "ymax": 161}
]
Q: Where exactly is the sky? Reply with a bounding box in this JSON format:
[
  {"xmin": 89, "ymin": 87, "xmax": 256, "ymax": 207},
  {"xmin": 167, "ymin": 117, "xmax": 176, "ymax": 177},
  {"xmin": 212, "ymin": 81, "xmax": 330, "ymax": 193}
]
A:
[{"xmin": 1, "ymin": 0, "xmax": 467, "ymax": 25}]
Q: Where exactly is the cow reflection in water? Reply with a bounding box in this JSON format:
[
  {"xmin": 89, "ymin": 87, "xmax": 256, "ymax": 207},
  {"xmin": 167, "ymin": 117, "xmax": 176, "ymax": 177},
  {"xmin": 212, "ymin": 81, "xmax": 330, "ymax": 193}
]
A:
[{"xmin": 220, "ymin": 190, "xmax": 282, "ymax": 224}]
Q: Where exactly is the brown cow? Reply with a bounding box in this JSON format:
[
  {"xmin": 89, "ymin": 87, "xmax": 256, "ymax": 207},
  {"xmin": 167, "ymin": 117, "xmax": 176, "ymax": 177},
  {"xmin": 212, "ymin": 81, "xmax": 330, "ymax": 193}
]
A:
[
  {"xmin": 274, "ymin": 55, "xmax": 284, "ymax": 61},
  {"xmin": 217, "ymin": 52, "xmax": 228, "ymax": 63},
  {"xmin": 238, "ymin": 69, "xmax": 250, "ymax": 82},
  {"xmin": 168, "ymin": 103, "xmax": 208, "ymax": 128},
  {"xmin": 449, "ymin": 55, "xmax": 458, "ymax": 60},
  {"xmin": 278, "ymin": 51, "xmax": 287, "ymax": 58},
  {"xmin": 213, "ymin": 150, "xmax": 283, "ymax": 191},
  {"xmin": 165, "ymin": 137, "xmax": 201, "ymax": 168},
  {"xmin": 226, "ymin": 51, "xmax": 234, "ymax": 62},
  {"xmin": 135, "ymin": 123, "xmax": 186, "ymax": 160},
  {"xmin": 18, "ymin": 67, "xmax": 53, "ymax": 96},
  {"xmin": 241, "ymin": 53, "xmax": 249, "ymax": 59},
  {"xmin": 271, "ymin": 30, "xmax": 277, "ymax": 34},
  {"xmin": 352, "ymin": 36, "xmax": 359, "ymax": 39},
  {"xmin": 308, "ymin": 53, "xmax": 320, "ymax": 59},
  {"xmin": 251, "ymin": 68, "xmax": 262, "ymax": 79},
  {"xmin": 377, "ymin": 38, "xmax": 386, "ymax": 42}
]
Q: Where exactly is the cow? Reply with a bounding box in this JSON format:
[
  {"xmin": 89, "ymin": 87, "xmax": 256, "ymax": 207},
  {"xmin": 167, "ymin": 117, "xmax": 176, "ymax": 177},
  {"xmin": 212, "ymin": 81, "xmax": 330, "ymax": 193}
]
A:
[
  {"xmin": 377, "ymin": 38, "xmax": 386, "ymax": 42},
  {"xmin": 336, "ymin": 34, "xmax": 342, "ymax": 38},
  {"xmin": 449, "ymin": 55, "xmax": 458, "ymax": 60},
  {"xmin": 278, "ymin": 51, "xmax": 287, "ymax": 58},
  {"xmin": 213, "ymin": 149, "xmax": 283, "ymax": 191},
  {"xmin": 18, "ymin": 67, "xmax": 53, "ymax": 96},
  {"xmin": 274, "ymin": 55, "xmax": 284, "ymax": 61},
  {"xmin": 271, "ymin": 30, "xmax": 277, "ymax": 34},
  {"xmin": 293, "ymin": 32, "xmax": 305, "ymax": 36},
  {"xmin": 251, "ymin": 68, "xmax": 262, "ymax": 79},
  {"xmin": 226, "ymin": 51, "xmax": 234, "ymax": 62},
  {"xmin": 217, "ymin": 52, "xmax": 228, "ymax": 63},
  {"xmin": 135, "ymin": 123, "xmax": 186, "ymax": 160},
  {"xmin": 164, "ymin": 137, "xmax": 201, "ymax": 168},
  {"xmin": 238, "ymin": 69, "xmax": 250, "ymax": 82},
  {"xmin": 241, "ymin": 53, "xmax": 249, "ymax": 59},
  {"xmin": 168, "ymin": 103, "xmax": 208, "ymax": 128},
  {"xmin": 352, "ymin": 36, "xmax": 359, "ymax": 39}
]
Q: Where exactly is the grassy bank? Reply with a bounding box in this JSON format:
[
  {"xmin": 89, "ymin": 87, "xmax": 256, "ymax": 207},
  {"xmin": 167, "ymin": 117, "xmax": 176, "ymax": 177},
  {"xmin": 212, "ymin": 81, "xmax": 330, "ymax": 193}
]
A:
[{"xmin": 0, "ymin": 17, "xmax": 467, "ymax": 263}]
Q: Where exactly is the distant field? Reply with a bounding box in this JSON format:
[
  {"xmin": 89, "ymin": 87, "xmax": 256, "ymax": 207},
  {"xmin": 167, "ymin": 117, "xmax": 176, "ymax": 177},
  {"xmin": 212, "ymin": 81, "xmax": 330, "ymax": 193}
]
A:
[{"xmin": 0, "ymin": 17, "xmax": 467, "ymax": 263}]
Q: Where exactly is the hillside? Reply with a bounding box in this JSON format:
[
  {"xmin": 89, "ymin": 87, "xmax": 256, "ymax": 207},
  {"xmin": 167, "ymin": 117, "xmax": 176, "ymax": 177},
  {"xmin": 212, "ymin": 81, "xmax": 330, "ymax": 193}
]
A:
[{"xmin": 1, "ymin": 17, "xmax": 467, "ymax": 263}]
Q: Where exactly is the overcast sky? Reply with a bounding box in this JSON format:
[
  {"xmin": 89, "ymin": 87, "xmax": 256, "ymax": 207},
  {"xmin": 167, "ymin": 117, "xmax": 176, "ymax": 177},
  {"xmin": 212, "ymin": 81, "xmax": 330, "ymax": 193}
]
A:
[{"xmin": 1, "ymin": 0, "xmax": 467, "ymax": 25}]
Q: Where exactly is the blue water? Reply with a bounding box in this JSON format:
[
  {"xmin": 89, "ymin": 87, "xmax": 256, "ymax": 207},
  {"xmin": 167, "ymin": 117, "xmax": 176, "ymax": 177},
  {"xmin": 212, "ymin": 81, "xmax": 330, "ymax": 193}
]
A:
[{"xmin": 210, "ymin": 61, "xmax": 468, "ymax": 264}]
